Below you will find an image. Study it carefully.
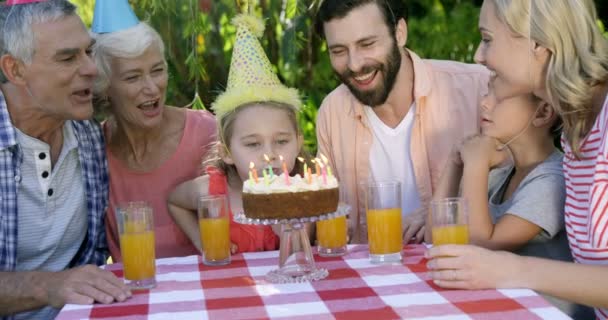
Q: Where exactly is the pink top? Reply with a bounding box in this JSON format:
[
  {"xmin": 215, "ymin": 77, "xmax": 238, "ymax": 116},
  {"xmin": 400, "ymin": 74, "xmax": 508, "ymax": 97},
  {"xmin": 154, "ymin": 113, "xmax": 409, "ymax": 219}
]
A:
[
  {"xmin": 563, "ymin": 95, "xmax": 608, "ymax": 319},
  {"xmin": 105, "ymin": 109, "xmax": 217, "ymax": 261}
]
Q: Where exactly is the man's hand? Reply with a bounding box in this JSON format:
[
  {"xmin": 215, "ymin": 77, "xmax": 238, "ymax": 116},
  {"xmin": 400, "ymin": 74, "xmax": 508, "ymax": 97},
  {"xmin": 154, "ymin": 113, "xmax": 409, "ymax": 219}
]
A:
[
  {"xmin": 43, "ymin": 265, "xmax": 131, "ymax": 307},
  {"xmin": 403, "ymin": 208, "xmax": 427, "ymax": 244}
]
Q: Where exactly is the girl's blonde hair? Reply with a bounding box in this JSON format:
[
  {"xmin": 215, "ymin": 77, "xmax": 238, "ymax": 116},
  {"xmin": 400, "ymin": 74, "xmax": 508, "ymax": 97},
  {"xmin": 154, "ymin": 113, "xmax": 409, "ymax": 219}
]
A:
[
  {"xmin": 203, "ymin": 101, "xmax": 310, "ymax": 186},
  {"xmin": 491, "ymin": 0, "xmax": 608, "ymax": 155}
]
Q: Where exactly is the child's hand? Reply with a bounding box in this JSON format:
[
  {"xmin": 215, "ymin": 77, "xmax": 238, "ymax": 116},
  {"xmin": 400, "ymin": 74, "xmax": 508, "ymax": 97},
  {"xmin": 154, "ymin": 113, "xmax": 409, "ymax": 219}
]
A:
[
  {"xmin": 460, "ymin": 135, "xmax": 509, "ymax": 169},
  {"xmin": 231, "ymin": 243, "xmax": 238, "ymax": 254}
]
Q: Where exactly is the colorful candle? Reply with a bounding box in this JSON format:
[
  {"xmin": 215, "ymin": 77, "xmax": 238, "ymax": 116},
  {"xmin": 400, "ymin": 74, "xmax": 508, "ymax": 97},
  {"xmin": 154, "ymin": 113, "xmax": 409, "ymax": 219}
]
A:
[
  {"xmin": 264, "ymin": 154, "xmax": 274, "ymax": 178},
  {"xmin": 321, "ymin": 154, "xmax": 333, "ymax": 177},
  {"xmin": 314, "ymin": 158, "xmax": 321, "ymax": 176},
  {"xmin": 307, "ymin": 167, "xmax": 313, "ymax": 184},
  {"xmin": 262, "ymin": 168, "xmax": 269, "ymax": 186},
  {"xmin": 280, "ymin": 155, "xmax": 290, "ymax": 186},
  {"xmin": 249, "ymin": 162, "xmax": 259, "ymax": 183},
  {"xmin": 319, "ymin": 162, "xmax": 327, "ymax": 185}
]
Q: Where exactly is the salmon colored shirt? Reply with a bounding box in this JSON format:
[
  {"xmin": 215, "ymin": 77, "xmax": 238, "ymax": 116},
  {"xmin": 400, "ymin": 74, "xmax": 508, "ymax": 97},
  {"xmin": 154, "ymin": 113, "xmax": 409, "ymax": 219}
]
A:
[
  {"xmin": 105, "ymin": 109, "xmax": 217, "ymax": 261},
  {"xmin": 316, "ymin": 50, "xmax": 489, "ymax": 237}
]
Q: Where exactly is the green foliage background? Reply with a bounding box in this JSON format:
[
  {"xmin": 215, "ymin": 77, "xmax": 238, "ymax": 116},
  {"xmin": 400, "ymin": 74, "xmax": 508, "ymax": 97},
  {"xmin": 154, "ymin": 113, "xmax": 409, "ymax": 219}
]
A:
[{"xmin": 72, "ymin": 0, "xmax": 608, "ymax": 154}]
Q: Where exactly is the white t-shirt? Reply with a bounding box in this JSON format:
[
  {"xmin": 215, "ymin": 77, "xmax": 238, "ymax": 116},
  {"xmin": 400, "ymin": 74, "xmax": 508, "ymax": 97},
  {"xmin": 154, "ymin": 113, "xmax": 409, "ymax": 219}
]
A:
[{"xmin": 365, "ymin": 103, "xmax": 421, "ymax": 219}]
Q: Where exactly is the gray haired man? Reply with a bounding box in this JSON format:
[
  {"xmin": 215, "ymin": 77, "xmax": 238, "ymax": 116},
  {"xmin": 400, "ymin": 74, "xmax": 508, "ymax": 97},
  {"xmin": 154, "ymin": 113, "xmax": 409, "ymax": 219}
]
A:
[{"xmin": 0, "ymin": 1, "xmax": 130, "ymax": 318}]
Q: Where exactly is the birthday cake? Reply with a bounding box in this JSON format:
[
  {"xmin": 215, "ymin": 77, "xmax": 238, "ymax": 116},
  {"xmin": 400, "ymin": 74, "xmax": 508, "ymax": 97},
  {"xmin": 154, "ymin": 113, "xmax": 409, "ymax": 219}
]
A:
[{"xmin": 242, "ymin": 173, "xmax": 339, "ymax": 219}]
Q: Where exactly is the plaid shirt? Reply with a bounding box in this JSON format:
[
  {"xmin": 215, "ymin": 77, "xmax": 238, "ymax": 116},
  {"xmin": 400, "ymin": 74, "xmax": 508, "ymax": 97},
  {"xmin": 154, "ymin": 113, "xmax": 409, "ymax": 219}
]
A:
[{"xmin": 0, "ymin": 92, "xmax": 109, "ymax": 272}]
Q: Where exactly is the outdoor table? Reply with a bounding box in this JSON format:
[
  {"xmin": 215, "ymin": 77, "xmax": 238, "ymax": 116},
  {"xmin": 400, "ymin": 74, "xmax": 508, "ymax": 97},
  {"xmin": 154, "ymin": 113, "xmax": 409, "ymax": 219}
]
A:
[{"xmin": 57, "ymin": 244, "xmax": 570, "ymax": 319}]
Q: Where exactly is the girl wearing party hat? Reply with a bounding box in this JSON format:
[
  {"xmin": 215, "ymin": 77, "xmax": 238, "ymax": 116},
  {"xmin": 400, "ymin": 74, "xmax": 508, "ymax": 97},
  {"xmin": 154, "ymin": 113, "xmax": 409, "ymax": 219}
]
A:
[{"xmin": 169, "ymin": 14, "xmax": 310, "ymax": 254}]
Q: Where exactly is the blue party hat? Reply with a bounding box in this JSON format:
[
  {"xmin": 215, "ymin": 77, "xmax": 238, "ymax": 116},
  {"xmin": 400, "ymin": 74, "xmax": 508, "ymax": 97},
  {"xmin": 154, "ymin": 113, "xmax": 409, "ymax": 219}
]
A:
[{"xmin": 91, "ymin": 0, "xmax": 139, "ymax": 34}]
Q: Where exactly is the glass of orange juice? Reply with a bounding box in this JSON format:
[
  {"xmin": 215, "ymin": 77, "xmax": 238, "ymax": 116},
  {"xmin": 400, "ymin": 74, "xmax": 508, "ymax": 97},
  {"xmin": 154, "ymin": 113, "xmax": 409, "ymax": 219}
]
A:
[
  {"xmin": 198, "ymin": 195, "xmax": 231, "ymax": 266},
  {"xmin": 116, "ymin": 201, "xmax": 156, "ymax": 290},
  {"xmin": 317, "ymin": 215, "xmax": 348, "ymax": 257},
  {"xmin": 430, "ymin": 197, "xmax": 469, "ymax": 246},
  {"xmin": 364, "ymin": 180, "xmax": 403, "ymax": 263}
]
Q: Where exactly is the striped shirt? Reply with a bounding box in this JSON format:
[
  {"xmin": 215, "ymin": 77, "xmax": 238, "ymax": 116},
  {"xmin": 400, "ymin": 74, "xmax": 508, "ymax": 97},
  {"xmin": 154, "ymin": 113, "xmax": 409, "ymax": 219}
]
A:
[{"xmin": 563, "ymin": 95, "xmax": 608, "ymax": 319}]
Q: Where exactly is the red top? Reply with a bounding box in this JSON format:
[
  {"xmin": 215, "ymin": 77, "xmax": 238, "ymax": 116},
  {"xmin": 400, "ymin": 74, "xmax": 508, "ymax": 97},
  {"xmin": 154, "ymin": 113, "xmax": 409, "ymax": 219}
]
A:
[{"xmin": 207, "ymin": 167, "xmax": 279, "ymax": 253}]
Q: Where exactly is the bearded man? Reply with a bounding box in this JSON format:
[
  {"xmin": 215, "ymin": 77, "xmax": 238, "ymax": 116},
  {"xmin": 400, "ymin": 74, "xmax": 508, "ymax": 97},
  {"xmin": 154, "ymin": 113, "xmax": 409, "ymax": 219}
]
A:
[{"xmin": 315, "ymin": 0, "xmax": 489, "ymax": 244}]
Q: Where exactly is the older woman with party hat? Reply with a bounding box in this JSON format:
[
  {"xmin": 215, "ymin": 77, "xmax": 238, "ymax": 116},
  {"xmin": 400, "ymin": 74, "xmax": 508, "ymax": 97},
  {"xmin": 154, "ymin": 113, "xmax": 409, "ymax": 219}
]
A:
[{"xmin": 90, "ymin": 0, "xmax": 217, "ymax": 261}]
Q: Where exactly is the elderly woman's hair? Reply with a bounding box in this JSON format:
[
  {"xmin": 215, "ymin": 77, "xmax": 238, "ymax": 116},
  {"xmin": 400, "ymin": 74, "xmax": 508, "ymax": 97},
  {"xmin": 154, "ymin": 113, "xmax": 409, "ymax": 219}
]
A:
[
  {"xmin": 491, "ymin": 0, "xmax": 608, "ymax": 155},
  {"xmin": 0, "ymin": 0, "xmax": 76, "ymax": 83},
  {"xmin": 92, "ymin": 22, "xmax": 166, "ymax": 98}
]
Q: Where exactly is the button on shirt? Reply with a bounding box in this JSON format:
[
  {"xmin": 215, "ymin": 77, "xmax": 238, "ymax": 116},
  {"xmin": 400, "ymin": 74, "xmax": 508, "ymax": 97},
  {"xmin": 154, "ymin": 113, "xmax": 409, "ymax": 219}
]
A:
[{"xmin": 15, "ymin": 123, "xmax": 86, "ymax": 271}]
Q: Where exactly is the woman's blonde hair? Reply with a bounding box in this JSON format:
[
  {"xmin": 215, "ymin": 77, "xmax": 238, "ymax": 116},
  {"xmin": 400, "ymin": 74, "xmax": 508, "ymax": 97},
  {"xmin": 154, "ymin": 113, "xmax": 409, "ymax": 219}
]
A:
[{"xmin": 491, "ymin": 0, "xmax": 608, "ymax": 155}]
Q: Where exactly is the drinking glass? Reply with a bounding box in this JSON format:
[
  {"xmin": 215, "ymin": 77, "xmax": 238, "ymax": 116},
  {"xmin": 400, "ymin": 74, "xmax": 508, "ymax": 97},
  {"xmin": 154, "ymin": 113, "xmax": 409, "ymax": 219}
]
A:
[
  {"xmin": 364, "ymin": 180, "xmax": 403, "ymax": 263},
  {"xmin": 316, "ymin": 215, "xmax": 347, "ymax": 257},
  {"xmin": 116, "ymin": 201, "xmax": 156, "ymax": 290},
  {"xmin": 430, "ymin": 197, "xmax": 469, "ymax": 245},
  {"xmin": 198, "ymin": 195, "xmax": 231, "ymax": 266}
]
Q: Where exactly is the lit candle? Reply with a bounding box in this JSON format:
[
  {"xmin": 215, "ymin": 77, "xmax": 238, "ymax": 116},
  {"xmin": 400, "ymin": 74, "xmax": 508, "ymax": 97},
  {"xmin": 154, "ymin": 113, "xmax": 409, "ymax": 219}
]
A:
[
  {"xmin": 264, "ymin": 154, "xmax": 274, "ymax": 178},
  {"xmin": 297, "ymin": 157, "xmax": 306, "ymax": 176},
  {"xmin": 321, "ymin": 154, "xmax": 332, "ymax": 177},
  {"xmin": 319, "ymin": 161, "xmax": 327, "ymax": 185},
  {"xmin": 314, "ymin": 158, "xmax": 321, "ymax": 176},
  {"xmin": 307, "ymin": 167, "xmax": 312, "ymax": 184},
  {"xmin": 249, "ymin": 162, "xmax": 259, "ymax": 183},
  {"xmin": 280, "ymin": 155, "xmax": 290, "ymax": 186},
  {"xmin": 262, "ymin": 167, "xmax": 269, "ymax": 186}
]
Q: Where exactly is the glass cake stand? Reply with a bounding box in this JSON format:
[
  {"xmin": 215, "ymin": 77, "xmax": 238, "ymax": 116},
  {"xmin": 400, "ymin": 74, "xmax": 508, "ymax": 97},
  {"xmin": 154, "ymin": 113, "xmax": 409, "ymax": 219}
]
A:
[{"xmin": 234, "ymin": 203, "xmax": 350, "ymax": 283}]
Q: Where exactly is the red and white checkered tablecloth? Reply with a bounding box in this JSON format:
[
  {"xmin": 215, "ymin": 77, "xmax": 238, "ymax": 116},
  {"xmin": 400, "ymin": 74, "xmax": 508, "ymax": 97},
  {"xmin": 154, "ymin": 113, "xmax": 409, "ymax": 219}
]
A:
[{"xmin": 57, "ymin": 244, "xmax": 569, "ymax": 320}]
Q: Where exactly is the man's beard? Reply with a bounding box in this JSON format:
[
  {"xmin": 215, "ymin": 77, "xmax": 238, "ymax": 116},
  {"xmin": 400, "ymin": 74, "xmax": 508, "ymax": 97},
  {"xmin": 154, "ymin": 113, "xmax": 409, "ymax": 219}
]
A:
[{"xmin": 337, "ymin": 43, "xmax": 402, "ymax": 107}]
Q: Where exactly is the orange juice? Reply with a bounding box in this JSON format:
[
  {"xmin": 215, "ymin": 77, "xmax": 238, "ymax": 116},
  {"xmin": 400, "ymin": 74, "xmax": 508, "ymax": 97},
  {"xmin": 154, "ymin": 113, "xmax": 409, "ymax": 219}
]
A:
[
  {"xmin": 199, "ymin": 217, "xmax": 230, "ymax": 261},
  {"xmin": 367, "ymin": 208, "xmax": 402, "ymax": 255},
  {"xmin": 432, "ymin": 224, "xmax": 469, "ymax": 245},
  {"xmin": 316, "ymin": 215, "xmax": 347, "ymax": 248},
  {"xmin": 119, "ymin": 231, "xmax": 156, "ymax": 280}
]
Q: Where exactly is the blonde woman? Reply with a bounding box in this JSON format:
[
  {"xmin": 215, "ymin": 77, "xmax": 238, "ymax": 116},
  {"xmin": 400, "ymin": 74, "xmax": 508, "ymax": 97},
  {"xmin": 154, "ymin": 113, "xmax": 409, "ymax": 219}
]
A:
[{"xmin": 426, "ymin": 0, "xmax": 608, "ymax": 319}]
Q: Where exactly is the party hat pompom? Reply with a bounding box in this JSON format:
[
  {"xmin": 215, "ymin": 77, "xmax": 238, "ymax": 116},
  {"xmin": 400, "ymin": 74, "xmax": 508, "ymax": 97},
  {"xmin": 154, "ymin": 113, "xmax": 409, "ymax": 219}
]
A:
[
  {"xmin": 232, "ymin": 14, "xmax": 265, "ymax": 38},
  {"xmin": 212, "ymin": 14, "xmax": 302, "ymax": 119}
]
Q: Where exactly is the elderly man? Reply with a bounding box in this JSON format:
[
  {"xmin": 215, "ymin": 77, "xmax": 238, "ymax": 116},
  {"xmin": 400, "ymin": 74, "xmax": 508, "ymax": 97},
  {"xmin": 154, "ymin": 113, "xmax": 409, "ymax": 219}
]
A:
[
  {"xmin": 315, "ymin": 0, "xmax": 489, "ymax": 243},
  {"xmin": 0, "ymin": 1, "xmax": 130, "ymax": 318}
]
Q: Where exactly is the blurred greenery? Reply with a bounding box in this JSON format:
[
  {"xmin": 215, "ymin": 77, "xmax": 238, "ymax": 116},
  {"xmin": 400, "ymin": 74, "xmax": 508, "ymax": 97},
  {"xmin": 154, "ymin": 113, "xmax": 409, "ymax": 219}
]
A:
[{"xmin": 72, "ymin": 0, "xmax": 608, "ymax": 154}]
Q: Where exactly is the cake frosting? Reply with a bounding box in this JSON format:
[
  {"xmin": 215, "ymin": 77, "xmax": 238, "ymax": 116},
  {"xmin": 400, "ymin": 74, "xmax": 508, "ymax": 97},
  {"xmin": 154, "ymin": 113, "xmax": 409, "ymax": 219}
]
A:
[
  {"xmin": 242, "ymin": 173, "xmax": 339, "ymax": 219},
  {"xmin": 243, "ymin": 173, "xmax": 338, "ymax": 193}
]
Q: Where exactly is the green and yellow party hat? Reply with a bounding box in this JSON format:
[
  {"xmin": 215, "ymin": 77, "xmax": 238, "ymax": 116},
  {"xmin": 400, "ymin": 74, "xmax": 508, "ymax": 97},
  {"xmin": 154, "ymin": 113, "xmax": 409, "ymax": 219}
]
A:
[{"xmin": 211, "ymin": 14, "xmax": 302, "ymax": 119}]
